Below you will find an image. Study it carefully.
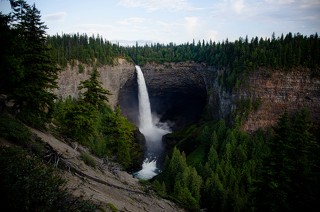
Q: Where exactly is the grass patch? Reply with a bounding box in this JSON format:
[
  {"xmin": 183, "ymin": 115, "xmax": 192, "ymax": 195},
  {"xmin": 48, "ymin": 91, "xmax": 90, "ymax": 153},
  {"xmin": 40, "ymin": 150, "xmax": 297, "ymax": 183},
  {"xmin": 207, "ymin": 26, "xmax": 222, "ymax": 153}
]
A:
[
  {"xmin": 80, "ymin": 152, "xmax": 96, "ymax": 168},
  {"xmin": 106, "ymin": 203, "xmax": 118, "ymax": 212}
]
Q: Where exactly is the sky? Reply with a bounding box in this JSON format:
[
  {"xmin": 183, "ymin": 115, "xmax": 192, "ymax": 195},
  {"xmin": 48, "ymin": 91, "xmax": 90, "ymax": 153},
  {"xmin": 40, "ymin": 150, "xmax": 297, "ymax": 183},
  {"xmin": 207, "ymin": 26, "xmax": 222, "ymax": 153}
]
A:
[{"xmin": 1, "ymin": 0, "xmax": 319, "ymax": 45}]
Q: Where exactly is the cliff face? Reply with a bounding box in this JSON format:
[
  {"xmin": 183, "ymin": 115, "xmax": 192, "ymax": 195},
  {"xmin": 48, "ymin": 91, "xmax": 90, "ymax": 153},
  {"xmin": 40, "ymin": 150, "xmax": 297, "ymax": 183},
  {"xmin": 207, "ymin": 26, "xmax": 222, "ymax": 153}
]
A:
[
  {"xmin": 54, "ymin": 58, "xmax": 135, "ymax": 108},
  {"xmin": 137, "ymin": 63, "xmax": 320, "ymax": 132},
  {"xmin": 55, "ymin": 59, "xmax": 320, "ymax": 133},
  {"xmin": 237, "ymin": 68, "xmax": 320, "ymax": 132},
  {"xmin": 119, "ymin": 62, "xmax": 213, "ymax": 130}
]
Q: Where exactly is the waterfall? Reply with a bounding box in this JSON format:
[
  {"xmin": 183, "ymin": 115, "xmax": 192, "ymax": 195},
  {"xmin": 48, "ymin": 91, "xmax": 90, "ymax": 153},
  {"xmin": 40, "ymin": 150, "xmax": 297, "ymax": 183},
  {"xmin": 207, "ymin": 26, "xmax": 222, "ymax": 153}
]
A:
[
  {"xmin": 136, "ymin": 65, "xmax": 153, "ymax": 134},
  {"xmin": 134, "ymin": 65, "xmax": 170, "ymax": 180}
]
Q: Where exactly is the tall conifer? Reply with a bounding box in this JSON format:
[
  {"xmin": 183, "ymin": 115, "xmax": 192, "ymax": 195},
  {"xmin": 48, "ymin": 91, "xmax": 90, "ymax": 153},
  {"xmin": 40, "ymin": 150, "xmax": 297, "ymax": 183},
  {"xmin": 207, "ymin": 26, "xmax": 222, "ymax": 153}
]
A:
[{"xmin": 3, "ymin": 0, "xmax": 59, "ymax": 126}]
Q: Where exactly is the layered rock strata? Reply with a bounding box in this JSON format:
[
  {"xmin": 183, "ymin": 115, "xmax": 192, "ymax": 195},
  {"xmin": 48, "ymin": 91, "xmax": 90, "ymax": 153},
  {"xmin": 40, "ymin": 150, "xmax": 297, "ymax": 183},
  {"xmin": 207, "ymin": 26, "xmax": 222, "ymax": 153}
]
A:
[
  {"xmin": 238, "ymin": 68, "xmax": 320, "ymax": 132},
  {"xmin": 55, "ymin": 59, "xmax": 320, "ymax": 133}
]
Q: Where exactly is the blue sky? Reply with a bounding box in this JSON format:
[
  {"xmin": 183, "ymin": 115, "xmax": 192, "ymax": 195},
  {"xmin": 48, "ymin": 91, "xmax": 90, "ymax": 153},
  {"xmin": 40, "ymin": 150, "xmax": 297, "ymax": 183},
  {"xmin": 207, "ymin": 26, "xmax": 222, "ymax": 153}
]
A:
[{"xmin": 1, "ymin": 0, "xmax": 319, "ymax": 45}]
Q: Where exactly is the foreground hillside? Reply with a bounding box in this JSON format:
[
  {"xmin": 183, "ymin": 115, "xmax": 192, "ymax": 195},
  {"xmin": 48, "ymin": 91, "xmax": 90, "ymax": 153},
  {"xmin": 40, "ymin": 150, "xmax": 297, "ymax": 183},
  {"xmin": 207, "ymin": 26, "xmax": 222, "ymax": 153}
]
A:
[{"xmin": 0, "ymin": 120, "xmax": 184, "ymax": 212}]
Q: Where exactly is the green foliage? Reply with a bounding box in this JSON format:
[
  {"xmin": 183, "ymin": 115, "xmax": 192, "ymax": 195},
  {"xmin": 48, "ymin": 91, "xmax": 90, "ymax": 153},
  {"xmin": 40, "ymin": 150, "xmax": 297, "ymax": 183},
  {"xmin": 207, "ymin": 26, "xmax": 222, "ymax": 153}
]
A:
[
  {"xmin": 47, "ymin": 33, "xmax": 125, "ymax": 67},
  {"xmin": 54, "ymin": 68, "xmax": 111, "ymax": 143},
  {"xmin": 158, "ymin": 119, "xmax": 269, "ymax": 211},
  {"xmin": 78, "ymin": 68, "xmax": 111, "ymax": 109},
  {"xmin": 99, "ymin": 106, "xmax": 141, "ymax": 169},
  {"xmin": 254, "ymin": 109, "xmax": 320, "ymax": 211},
  {"xmin": 53, "ymin": 98, "xmax": 142, "ymax": 170},
  {"xmin": 0, "ymin": 0, "xmax": 59, "ymax": 127},
  {"xmin": 186, "ymin": 144, "xmax": 206, "ymax": 166},
  {"xmin": 47, "ymin": 32, "xmax": 319, "ymax": 91},
  {"xmin": 0, "ymin": 115, "xmax": 32, "ymax": 146},
  {"xmin": 0, "ymin": 146, "xmax": 97, "ymax": 211},
  {"xmin": 0, "ymin": 115, "xmax": 49, "ymax": 158},
  {"xmin": 55, "ymin": 98, "xmax": 98, "ymax": 143},
  {"xmin": 158, "ymin": 148, "xmax": 202, "ymax": 211},
  {"xmin": 152, "ymin": 180, "xmax": 167, "ymax": 197},
  {"xmin": 52, "ymin": 65, "xmax": 140, "ymax": 170},
  {"xmin": 106, "ymin": 203, "xmax": 118, "ymax": 212},
  {"xmin": 159, "ymin": 109, "xmax": 319, "ymax": 211},
  {"xmin": 78, "ymin": 63, "xmax": 85, "ymax": 73},
  {"xmin": 233, "ymin": 97, "xmax": 261, "ymax": 125},
  {"xmin": 80, "ymin": 152, "xmax": 96, "ymax": 168}
]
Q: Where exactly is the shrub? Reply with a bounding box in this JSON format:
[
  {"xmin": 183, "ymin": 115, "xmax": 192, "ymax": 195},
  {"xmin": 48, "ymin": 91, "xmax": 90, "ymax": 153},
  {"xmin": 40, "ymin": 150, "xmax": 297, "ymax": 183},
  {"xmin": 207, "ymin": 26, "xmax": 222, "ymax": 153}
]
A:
[
  {"xmin": 0, "ymin": 115, "xmax": 32, "ymax": 146},
  {"xmin": 106, "ymin": 203, "xmax": 118, "ymax": 212},
  {"xmin": 0, "ymin": 146, "xmax": 97, "ymax": 211},
  {"xmin": 80, "ymin": 152, "xmax": 96, "ymax": 168},
  {"xmin": 78, "ymin": 63, "xmax": 85, "ymax": 73}
]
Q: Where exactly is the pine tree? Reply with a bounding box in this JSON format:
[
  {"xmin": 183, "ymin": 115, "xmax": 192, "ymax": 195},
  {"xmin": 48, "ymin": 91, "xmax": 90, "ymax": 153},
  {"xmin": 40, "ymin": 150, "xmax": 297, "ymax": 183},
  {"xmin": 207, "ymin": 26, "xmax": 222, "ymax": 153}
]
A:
[
  {"xmin": 254, "ymin": 111, "xmax": 293, "ymax": 211},
  {"xmin": 78, "ymin": 68, "xmax": 111, "ymax": 109},
  {"xmin": 0, "ymin": 12, "xmax": 18, "ymax": 104},
  {"xmin": 4, "ymin": 0, "xmax": 59, "ymax": 127},
  {"xmin": 289, "ymin": 109, "xmax": 320, "ymax": 211},
  {"xmin": 253, "ymin": 109, "xmax": 320, "ymax": 211}
]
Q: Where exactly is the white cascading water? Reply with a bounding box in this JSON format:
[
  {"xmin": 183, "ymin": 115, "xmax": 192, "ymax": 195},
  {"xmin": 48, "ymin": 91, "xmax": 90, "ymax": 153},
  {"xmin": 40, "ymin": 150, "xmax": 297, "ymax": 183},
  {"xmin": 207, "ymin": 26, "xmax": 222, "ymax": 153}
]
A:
[
  {"xmin": 134, "ymin": 65, "xmax": 170, "ymax": 180},
  {"xmin": 136, "ymin": 65, "xmax": 153, "ymax": 134}
]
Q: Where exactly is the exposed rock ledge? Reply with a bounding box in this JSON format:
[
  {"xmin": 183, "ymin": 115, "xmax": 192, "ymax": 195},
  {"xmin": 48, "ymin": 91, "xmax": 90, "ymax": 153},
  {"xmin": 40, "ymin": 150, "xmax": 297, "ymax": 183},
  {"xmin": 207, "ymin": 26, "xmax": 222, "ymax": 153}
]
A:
[{"xmin": 29, "ymin": 128, "xmax": 184, "ymax": 212}]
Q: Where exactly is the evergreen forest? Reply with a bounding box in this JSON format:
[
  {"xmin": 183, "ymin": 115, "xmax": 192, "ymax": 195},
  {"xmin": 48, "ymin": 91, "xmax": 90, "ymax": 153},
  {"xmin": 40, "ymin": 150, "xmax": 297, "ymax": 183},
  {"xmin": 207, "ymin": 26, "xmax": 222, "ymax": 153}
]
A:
[
  {"xmin": 47, "ymin": 31, "xmax": 320, "ymax": 89},
  {"xmin": 0, "ymin": 0, "xmax": 319, "ymax": 211}
]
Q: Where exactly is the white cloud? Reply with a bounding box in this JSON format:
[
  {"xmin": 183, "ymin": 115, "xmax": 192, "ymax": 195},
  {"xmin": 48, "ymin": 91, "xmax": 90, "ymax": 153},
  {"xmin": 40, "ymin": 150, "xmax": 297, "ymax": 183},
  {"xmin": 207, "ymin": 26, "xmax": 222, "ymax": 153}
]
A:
[
  {"xmin": 184, "ymin": 16, "xmax": 199, "ymax": 35},
  {"xmin": 73, "ymin": 24, "xmax": 114, "ymax": 36},
  {"xmin": 43, "ymin": 12, "xmax": 66, "ymax": 21},
  {"xmin": 232, "ymin": 0, "xmax": 245, "ymax": 14},
  {"xmin": 211, "ymin": 0, "xmax": 249, "ymax": 16},
  {"xmin": 206, "ymin": 30, "xmax": 218, "ymax": 41},
  {"xmin": 265, "ymin": 0, "xmax": 294, "ymax": 4},
  {"xmin": 300, "ymin": 0, "xmax": 320, "ymax": 8},
  {"xmin": 119, "ymin": 17, "xmax": 146, "ymax": 25},
  {"xmin": 118, "ymin": 0, "xmax": 196, "ymax": 12}
]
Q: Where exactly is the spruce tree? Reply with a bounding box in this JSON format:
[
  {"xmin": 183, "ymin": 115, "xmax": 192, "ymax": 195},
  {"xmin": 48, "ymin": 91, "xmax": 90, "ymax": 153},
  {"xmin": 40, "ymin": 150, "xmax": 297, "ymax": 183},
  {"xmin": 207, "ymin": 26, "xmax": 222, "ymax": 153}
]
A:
[
  {"xmin": 78, "ymin": 68, "xmax": 111, "ymax": 109},
  {"xmin": 254, "ymin": 111, "xmax": 292, "ymax": 211},
  {"xmin": 3, "ymin": 0, "xmax": 59, "ymax": 127}
]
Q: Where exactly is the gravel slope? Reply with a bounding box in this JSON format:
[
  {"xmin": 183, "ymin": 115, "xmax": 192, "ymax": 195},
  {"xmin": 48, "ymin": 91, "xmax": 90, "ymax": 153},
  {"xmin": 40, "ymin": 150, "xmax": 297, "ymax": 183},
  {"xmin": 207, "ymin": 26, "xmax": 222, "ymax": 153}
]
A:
[{"xmin": 31, "ymin": 128, "xmax": 184, "ymax": 212}]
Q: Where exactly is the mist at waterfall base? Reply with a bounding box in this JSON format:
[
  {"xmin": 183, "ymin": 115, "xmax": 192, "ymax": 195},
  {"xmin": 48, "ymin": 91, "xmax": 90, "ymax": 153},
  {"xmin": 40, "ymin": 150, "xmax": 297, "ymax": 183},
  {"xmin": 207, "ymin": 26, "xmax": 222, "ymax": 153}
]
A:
[{"xmin": 133, "ymin": 65, "xmax": 171, "ymax": 180}]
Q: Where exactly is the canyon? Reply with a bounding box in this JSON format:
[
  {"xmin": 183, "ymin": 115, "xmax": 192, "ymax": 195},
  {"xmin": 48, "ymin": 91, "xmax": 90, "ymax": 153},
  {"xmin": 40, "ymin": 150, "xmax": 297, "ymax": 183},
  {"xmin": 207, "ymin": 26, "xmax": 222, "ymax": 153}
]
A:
[
  {"xmin": 55, "ymin": 59, "xmax": 320, "ymax": 133},
  {"xmin": 51, "ymin": 59, "xmax": 320, "ymax": 210}
]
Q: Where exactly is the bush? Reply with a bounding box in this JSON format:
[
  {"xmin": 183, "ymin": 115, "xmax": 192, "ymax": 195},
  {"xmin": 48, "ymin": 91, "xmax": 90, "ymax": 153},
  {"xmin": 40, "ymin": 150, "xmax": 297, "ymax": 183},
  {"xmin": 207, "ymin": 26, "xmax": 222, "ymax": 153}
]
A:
[
  {"xmin": 0, "ymin": 146, "xmax": 97, "ymax": 211},
  {"xmin": 0, "ymin": 115, "xmax": 32, "ymax": 146},
  {"xmin": 80, "ymin": 152, "xmax": 96, "ymax": 168},
  {"xmin": 78, "ymin": 63, "xmax": 85, "ymax": 73},
  {"xmin": 0, "ymin": 146, "xmax": 65, "ymax": 211},
  {"xmin": 106, "ymin": 203, "xmax": 118, "ymax": 212}
]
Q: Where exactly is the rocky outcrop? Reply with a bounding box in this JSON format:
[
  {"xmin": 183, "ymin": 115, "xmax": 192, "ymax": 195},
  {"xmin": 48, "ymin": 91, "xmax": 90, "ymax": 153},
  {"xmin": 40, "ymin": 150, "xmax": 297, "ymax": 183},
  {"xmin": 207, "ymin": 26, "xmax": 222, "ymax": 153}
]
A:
[
  {"xmin": 54, "ymin": 58, "xmax": 135, "ymax": 108},
  {"xmin": 237, "ymin": 67, "xmax": 320, "ymax": 132}
]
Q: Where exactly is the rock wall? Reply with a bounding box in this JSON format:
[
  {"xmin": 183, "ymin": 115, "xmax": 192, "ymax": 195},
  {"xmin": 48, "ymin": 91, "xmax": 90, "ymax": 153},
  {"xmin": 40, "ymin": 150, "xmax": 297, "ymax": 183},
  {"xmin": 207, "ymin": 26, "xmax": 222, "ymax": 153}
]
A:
[
  {"xmin": 119, "ymin": 62, "xmax": 213, "ymax": 130},
  {"xmin": 143, "ymin": 62, "xmax": 212, "ymax": 128},
  {"xmin": 55, "ymin": 59, "xmax": 320, "ymax": 133},
  {"xmin": 207, "ymin": 68, "xmax": 234, "ymax": 122},
  {"xmin": 54, "ymin": 58, "xmax": 135, "ymax": 108},
  {"xmin": 237, "ymin": 67, "xmax": 320, "ymax": 132}
]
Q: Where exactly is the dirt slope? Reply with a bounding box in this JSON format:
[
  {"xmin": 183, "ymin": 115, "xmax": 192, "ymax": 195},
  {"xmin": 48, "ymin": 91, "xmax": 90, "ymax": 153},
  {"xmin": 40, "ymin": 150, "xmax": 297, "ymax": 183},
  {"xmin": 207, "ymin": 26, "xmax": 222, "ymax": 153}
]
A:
[{"xmin": 31, "ymin": 128, "xmax": 184, "ymax": 212}]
